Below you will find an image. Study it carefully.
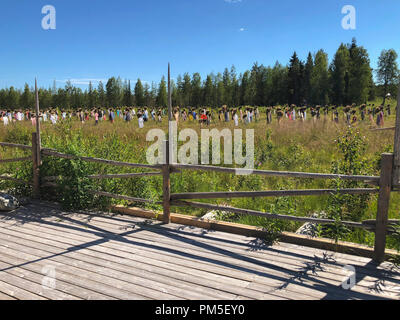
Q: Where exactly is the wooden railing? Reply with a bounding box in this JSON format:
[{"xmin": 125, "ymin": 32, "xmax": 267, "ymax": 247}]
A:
[{"xmin": 0, "ymin": 134, "xmax": 398, "ymax": 263}]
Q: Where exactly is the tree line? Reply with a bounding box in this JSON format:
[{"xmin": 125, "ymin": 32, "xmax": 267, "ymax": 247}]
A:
[{"xmin": 0, "ymin": 38, "xmax": 398, "ymax": 111}]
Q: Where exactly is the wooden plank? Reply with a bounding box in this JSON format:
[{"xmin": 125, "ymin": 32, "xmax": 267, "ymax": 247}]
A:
[
  {"xmin": 0, "ymin": 157, "xmax": 31, "ymax": 164},
  {"xmin": 374, "ymin": 153, "xmax": 394, "ymax": 263},
  {"xmin": 2, "ymin": 210, "xmax": 396, "ymax": 300},
  {"xmin": 170, "ymin": 200, "xmax": 367, "ymax": 228},
  {"xmin": 0, "ymin": 237, "xmax": 289, "ymax": 300},
  {"xmin": 0, "ymin": 227, "xmax": 250, "ymax": 300},
  {"xmin": 171, "ymin": 188, "xmax": 379, "ymax": 200},
  {"xmin": 0, "ymin": 291, "xmax": 16, "ymax": 300},
  {"xmin": 2, "ymin": 204, "xmax": 396, "ymax": 286},
  {"xmin": 0, "ymin": 215, "xmax": 396, "ymax": 300},
  {"xmin": 171, "ymin": 164, "xmax": 380, "ymax": 185},
  {"xmin": 0, "ymin": 279, "xmax": 46, "ymax": 300},
  {"xmin": 45, "ymin": 202, "xmax": 386, "ymax": 269},
  {"xmin": 370, "ymin": 127, "xmax": 395, "ymax": 131},
  {"xmin": 163, "ymin": 140, "xmax": 171, "ymax": 224},
  {"xmin": 0, "ymin": 223, "xmax": 251, "ymax": 288},
  {"xmin": 0, "ymin": 225, "xmax": 238, "ymax": 300},
  {"xmin": 41, "ymin": 149, "xmax": 161, "ymax": 170},
  {"xmin": 0, "ymin": 218, "xmax": 230, "ymax": 299},
  {"xmin": 56, "ymin": 217, "xmax": 400, "ymax": 294},
  {"xmin": 0, "ymin": 246, "xmax": 209, "ymax": 301},
  {"xmin": 32, "ymin": 132, "xmax": 40, "ymax": 198},
  {"xmin": 0, "ymin": 215, "xmax": 307, "ymax": 299},
  {"xmin": 59, "ymin": 212, "xmax": 400, "ymax": 283},
  {"xmin": 0, "ymin": 242, "xmax": 167, "ymax": 300},
  {"xmin": 0, "ymin": 259, "xmax": 79, "ymax": 300},
  {"xmin": 0, "ymin": 142, "xmax": 32, "ymax": 150},
  {"xmin": 0, "ymin": 255, "xmax": 113, "ymax": 300},
  {"xmin": 112, "ymin": 205, "xmax": 399, "ymax": 261},
  {"xmin": 34, "ymin": 78, "xmax": 41, "ymax": 166},
  {"xmin": 0, "ymin": 176, "xmax": 32, "ymax": 185},
  {"xmin": 46, "ymin": 216, "xmax": 400, "ymax": 297},
  {"xmin": 0, "ymin": 230, "xmax": 272, "ymax": 299},
  {"xmin": 75, "ymin": 216, "xmax": 400, "ymax": 285},
  {"xmin": 88, "ymin": 190, "xmax": 160, "ymax": 204},
  {"xmin": 0, "ymin": 251, "xmax": 143, "ymax": 301},
  {"xmin": 392, "ymin": 85, "xmax": 400, "ymax": 186},
  {"xmin": 88, "ymin": 172, "xmax": 161, "ymax": 179}
]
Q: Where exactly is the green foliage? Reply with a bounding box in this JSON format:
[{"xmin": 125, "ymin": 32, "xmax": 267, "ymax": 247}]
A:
[{"xmin": 322, "ymin": 127, "xmax": 374, "ymax": 243}]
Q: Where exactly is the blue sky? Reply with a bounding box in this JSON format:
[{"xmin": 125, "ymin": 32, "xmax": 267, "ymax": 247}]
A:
[{"xmin": 0, "ymin": 0, "xmax": 399, "ymax": 89}]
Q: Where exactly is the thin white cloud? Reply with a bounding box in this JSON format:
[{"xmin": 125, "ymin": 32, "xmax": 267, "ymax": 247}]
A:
[
  {"xmin": 224, "ymin": 0, "xmax": 242, "ymax": 3},
  {"xmin": 239, "ymin": 27, "xmax": 245, "ymax": 32}
]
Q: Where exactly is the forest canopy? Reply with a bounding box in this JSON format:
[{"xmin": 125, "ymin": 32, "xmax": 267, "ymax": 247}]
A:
[{"xmin": 1, "ymin": 38, "xmax": 398, "ymax": 110}]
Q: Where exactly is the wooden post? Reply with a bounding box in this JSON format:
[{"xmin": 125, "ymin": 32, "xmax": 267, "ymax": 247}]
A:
[
  {"xmin": 392, "ymin": 85, "xmax": 400, "ymax": 187},
  {"xmin": 162, "ymin": 63, "xmax": 173, "ymax": 224},
  {"xmin": 35, "ymin": 79, "xmax": 42, "ymax": 166},
  {"xmin": 168, "ymin": 63, "xmax": 173, "ymax": 122},
  {"xmin": 374, "ymin": 153, "xmax": 393, "ymax": 263},
  {"xmin": 162, "ymin": 140, "xmax": 171, "ymax": 224},
  {"xmin": 32, "ymin": 132, "xmax": 40, "ymax": 198}
]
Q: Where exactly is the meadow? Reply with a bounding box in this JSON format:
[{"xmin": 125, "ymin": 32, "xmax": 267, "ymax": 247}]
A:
[{"xmin": 0, "ymin": 100, "xmax": 399, "ymax": 250}]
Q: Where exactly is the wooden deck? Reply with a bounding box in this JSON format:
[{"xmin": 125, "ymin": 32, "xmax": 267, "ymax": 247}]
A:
[{"xmin": 0, "ymin": 201, "xmax": 399, "ymax": 300}]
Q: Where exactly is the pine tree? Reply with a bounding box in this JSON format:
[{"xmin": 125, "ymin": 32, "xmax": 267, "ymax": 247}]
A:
[
  {"xmin": 123, "ymin": 80, "xmax": 133, "ymax": 107},
  {"xmin": 97, "ymin": 81, "xmax": 106, "ymax": 108},
  {"xmin": 304, "ymin": 53, "xmax": 314, "ymax": 104},
  {"xmin": 20, "ymin": 83, "xmax": 34, "ymax": 109},
  {"xmin": 106, "ymin": 77, "xmax": 120, "ymax": 107},
  {"xmin": 330, "ymin": 43, "xmax": 350, "ymax": 105},
  {"xmin": 157, "ymin": 76, "xmax": 168, "ymax": 107},
  {"xmin": 203, "ymin": 75, "xmax": 214, "ymax": 107},
  {"xmin": 191, "ymin": 73, "xmax": 202, "ymax": 107},
  {"xmin": 134, "ymin": 79, "xmax": 145, "ymax": 107},
  {"xmin": 347, "ymin": 38, "xmax": 373, "ymax": 104},
  {"xmin": 310, "ymin": 50, "xmax": 330, "ymax": 105},
  {"xmin": 88, "ymin": 81, "xmax": 95, "ymax": 109},
  {"xmin": 287, "ymin": 52, "xmax": 304, "ymax": 105}
]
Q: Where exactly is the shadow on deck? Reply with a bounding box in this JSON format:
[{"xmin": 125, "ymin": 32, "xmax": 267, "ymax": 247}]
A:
[{"xmin": 0, "ymin": 200, "xmax": 399, "ymax": 300}]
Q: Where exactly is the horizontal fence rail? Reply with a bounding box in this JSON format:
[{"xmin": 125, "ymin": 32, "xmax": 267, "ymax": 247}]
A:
[
  {"xmin": 171, "ymin": 200, "xmax": 371, "ymax": 229},
  {"xmin": 171, "ymin": 164, "xmax": 380, "ymax": 185},
  {"xmin": 87, "ymin": 172, "xmax": 162, "ymax": 179},
  {"xmin": 170, "ymin": 188, "xmax": 379, "ymax": 200},
  {"xmin": 0, "ymin": 175, "xmax": 33, "ymax": 185},
  {"xmin": 0, "ymin": 142, "xmax": 33, "ymax": 150},
  {"xmin": 88, "ymin": 190, "xmax": 161, "ymax": 205},
  {"xmin": 42, "ymin": 149, "xmax": 162, "ymax": 170},
  {"xmin": 0, "ymin": 157, "xmax": 31, "ymax": 164}
]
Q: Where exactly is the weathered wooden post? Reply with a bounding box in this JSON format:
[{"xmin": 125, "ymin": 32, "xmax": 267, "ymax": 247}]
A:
[
  {"xmin": 162, "ymin": 140, "xmax": 171, "ymax": 224},
  {"xmin": 32, "ymin": 132, "xmax": 40, "ymax": 198},
  {"xmin": 374, "ymin": 153, "xmax": 393, "ymax": 263},
  {"xmin": 35, "ymin": 78, "xmax": 42, "ymax": 166},
  {"xmin": 392, "ymin": 85, "xmax": 400, "ymax": 187},
  {"xmin": 32, "ymin": 79, "xmax": 42, "ymax": 199},
  {"xmin": 162, "ymin": 63, "xmax": 173, "ymax": 224}
]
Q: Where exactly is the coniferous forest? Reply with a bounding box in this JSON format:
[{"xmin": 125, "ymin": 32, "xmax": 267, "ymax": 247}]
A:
[{"xmin": 1, "ymin": 39, "xmax": 398, "ymax": 110}]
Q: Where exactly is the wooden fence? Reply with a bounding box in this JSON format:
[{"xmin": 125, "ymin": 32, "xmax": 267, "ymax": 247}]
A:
[
  {"xmin": 1, "ymin": 73, "xmax": 399, "ymax": 263},
  {"xmin": 0, "ymin": 134, "xmax": 398, "ymax": 263}
]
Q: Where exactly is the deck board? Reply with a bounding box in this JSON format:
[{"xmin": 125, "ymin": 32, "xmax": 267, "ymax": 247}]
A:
[{"xmin": 0, "ymin": 200, "xmax": 399, "ymax": 300}]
